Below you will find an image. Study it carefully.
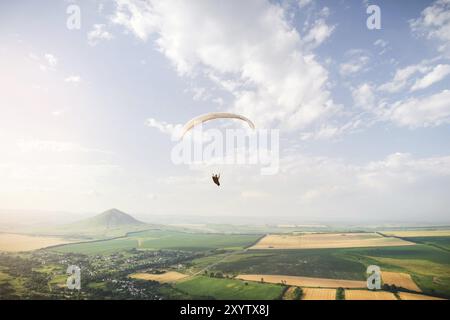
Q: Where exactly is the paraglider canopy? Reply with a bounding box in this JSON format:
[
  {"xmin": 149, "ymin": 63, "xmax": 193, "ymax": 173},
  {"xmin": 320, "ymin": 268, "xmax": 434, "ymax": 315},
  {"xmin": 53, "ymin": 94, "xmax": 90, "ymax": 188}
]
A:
[{"xmin": 179, "ymin": 112, "xmax": 255, "ymax": 139}]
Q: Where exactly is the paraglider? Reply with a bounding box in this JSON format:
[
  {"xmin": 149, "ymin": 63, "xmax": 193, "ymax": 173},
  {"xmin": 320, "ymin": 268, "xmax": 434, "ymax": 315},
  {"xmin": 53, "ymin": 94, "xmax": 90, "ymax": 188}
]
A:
[
  {"xmin": 180, "ymin": 112, "xmax": 255, "ymax": 187},
  {"xmin": 179, "ymin": 112, "xmax": 255, "ymax": 139},
  {"xmin": 212, "ymin": 174, "xmax": 220, "ymax": 186}
]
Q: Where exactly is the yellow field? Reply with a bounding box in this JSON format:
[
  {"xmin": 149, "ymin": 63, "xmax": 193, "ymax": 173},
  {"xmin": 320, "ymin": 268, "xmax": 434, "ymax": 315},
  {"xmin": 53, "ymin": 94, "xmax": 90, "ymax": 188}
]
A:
[
  {"xmin": 302, "ymin": 288, "xmax": 336, "ymax": 300},
  {"xmin": 236, "ymin": 274, "xmax": 366, "ymax": 289},
  {"xmin": 381, "ymin": 271, "xmax": 421, "ymax": 292},
  {"xmin": 250, "ymin": 233, "xmax": 415, "ymax": 250},
  {"xmin": 345, "ymin": 290, "xmax": 397, "ymax": 300},
  {"xmin": 381, "ymin": 230, "xmax": 450, "ymax": 237},
  {"xmin": 398, "ymin": 292, "xmax": 445, "ymax": 300},
  {"xmin": 0, "ymin": 233, "xmax": 75, "ymax": 252},
  {"xmin": 129, "ymin": 271, "xmax": 188, "ymax": 283}
]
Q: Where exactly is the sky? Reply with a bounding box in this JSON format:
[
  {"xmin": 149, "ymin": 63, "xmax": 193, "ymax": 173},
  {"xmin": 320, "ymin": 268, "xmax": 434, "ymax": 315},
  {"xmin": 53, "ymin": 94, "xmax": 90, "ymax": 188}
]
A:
[{"xmin": 0, "ymin": 0, "xmax": 449, "ymax": 224}]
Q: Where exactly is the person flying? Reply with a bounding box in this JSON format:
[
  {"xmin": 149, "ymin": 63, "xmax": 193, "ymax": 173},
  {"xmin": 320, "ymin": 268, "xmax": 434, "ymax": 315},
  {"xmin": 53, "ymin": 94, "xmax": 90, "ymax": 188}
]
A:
[{"xmin": 212, "ymin": 174, "xmax": 220, "ymax": 186}]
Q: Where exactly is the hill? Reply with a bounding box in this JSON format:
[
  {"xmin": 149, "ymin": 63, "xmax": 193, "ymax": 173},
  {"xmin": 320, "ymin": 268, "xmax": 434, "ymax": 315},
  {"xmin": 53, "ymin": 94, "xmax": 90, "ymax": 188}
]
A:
[
  {"xmin": 73, "ymin": 208, "xmax": 145, "ymax": 229},
  {"xmin": 25, "ymin": 209, "xmax": 153, "ymax": 240}
]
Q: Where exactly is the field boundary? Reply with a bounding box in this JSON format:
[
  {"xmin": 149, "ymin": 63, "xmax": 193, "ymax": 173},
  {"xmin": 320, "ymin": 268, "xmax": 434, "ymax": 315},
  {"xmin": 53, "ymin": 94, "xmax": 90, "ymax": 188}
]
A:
[{"xmin": 377, "ymin": 232, "xmax": 450, "ymax": 253}]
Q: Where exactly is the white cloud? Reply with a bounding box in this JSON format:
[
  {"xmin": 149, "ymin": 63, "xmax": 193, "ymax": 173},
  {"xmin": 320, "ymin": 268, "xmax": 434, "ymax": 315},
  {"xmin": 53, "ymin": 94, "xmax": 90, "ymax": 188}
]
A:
[
  {"xmin": 373, "ymin": 39, "xmax": 389, "ymax": 55},
  {"xmin": 387, "ymin": 90, "xmax": 450, "ymax": 127},
  {"xmin": 0, "ymin": 163, "xmax": 120, "ymax": 194},
  {"xmin": 353, "ymin": 75, "xmax": 450, "ymax": 128},
  {"xmin": 87, "ymin": 24, "xmax": 114, "ymax": 46},
  {"xmin": 146, "ymin": 118, "xmax": 181, "ymax": 137},
  {"xmin": 113, "ymin": 0, "xmax": 337, "ymax": 131},
  {"xmin": 28, "ymin": 52, "xmax": 39, "ymax": 61},
  {"xmin": 254, "ymin": 152, "xmax": 450, "ymax": 219},
  {"xmin": 299, "ymin": 121, "xmax": 360, "ymax": 141},
  {"xmin": 64, "ymin": 75, "xmax": 81, "ymax": 83},
  {"xmin": 33, "ymin": 53, "xmax": 58, "ymax": 71},
  {"xmin": 44, "ymin": 53, "xmax": 57, "ymax": 68},
  {"xmin": 339, "ymin": 50, "xmax": 370, "ymax": 76},
  {"xmin": 185, "ymin": 86, "xmax": 211, "ymax": 102},
  {"xmin": 298, "ymin": 0, "xmax": 313, "ymax": 9},
  {"xmin": 352, "ymin": 83, "xmax": 375, "ymax": 111},
  {"xmin": 378, "ymin": 62, "xmax": 431, "ymax": 93},
  {"xmin": 17, "ymin": 140, "xmax": 109, "ymax": 154},
  {"xmin": 374, "ymin": 39, "xmax": 388, "ymax": 48},
  {"xmin": 410, "ymin": 64, "xmax": 450, "ymax": 91},
  {"xmin": 302, "ymin": 18, "xmax": 335, "ymax": 49},
  {"xmin": 410, "ymin": 0, "xmax": 450, "ymax": 55}
]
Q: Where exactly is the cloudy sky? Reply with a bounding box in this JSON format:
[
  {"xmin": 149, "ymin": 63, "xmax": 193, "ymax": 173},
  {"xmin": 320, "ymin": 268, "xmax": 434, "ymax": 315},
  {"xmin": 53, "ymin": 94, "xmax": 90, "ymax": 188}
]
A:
[{"xmin": 0, "ymin": 0, "xmax": 449, "ymax": 223}]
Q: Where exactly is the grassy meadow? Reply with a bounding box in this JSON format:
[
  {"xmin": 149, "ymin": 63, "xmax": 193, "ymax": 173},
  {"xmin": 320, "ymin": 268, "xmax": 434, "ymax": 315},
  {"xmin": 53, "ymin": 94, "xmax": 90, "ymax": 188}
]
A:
[
  {"xmin": 52, "ymin": 230, "xmax": 262, "ymax": 254},
  {"xmin": 174, "ymin": 276, "xmax": 285, "ymax": 300}
]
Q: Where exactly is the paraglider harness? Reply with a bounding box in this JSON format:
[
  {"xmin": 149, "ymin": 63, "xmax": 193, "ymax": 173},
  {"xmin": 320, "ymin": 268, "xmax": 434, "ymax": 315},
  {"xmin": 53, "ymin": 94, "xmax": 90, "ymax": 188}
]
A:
[{"xmin": 212, "ymin": 174, "xmax": 220, "ymax": 186}]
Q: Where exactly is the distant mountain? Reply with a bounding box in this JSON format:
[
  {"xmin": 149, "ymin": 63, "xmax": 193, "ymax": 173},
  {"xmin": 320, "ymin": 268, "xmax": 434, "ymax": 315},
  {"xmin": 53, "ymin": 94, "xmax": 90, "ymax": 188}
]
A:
[
  {"xmin": 27, "ymin": 209, "xmax": 151, "ymax": 240},
  {"xmin": 77, "ymin": 208, "xmax": 145, "ymax": 229}
]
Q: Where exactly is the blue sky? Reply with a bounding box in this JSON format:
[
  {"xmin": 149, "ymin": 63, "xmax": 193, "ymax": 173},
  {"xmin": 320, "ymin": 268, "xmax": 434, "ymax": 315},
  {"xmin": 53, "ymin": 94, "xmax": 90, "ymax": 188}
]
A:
[{"xmin": 0, "ymin": 0, "xmax": 449, "ymax": 223}]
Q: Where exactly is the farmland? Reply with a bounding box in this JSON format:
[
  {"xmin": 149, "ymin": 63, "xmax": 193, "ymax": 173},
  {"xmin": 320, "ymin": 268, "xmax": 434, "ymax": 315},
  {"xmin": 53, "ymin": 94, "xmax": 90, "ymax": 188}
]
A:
[
  {"xmin": 397, "ymin": 292, "xmax": 445, "ymax": 300},
  {"xmin": 130, "ymin": 271, "xmax": 188, "ymax": 283},
  {"xmin": 1, "ymin": 226, "xmax": 449, "ymax": 300},
  {"xmin": 338, "ymin": 245, "xmax": 450, "ymax": 298},
  {"xmin": 381, "ymin": 230, "xmax": 450, "ymax": 237},
  {"xmin": 345, "ymin": 290, "xmax": 397, "ymax": 300},
  {"xmin": 401, "ymin": 237, "xmax": 450, "ymax": 251},
  {"xmin": 53, "ymin": 230, "xmax": 262, "ymax": 254},
  {"xmin": 236, "ymin": 274, "xmax": 365, "ymax": 288},
  {"xmin": 0, "ymin": 233, "xmax": 77, "ymax": 252},
  {"xmin": 207, "ymin": 249, "xmax": 367, "ymax": 280},
  {"xmin": 174, "ymin": 275, "xmax": 285, "ymax": 300},
  {"xmin": 282, "ymin": 287, "xmax": 301, "ymax": 300},
  {"xmin": 302, "ymin": 288, "xmax": 336, "ymax": 300},
  {"xmin": 250, "ymin": 233, "xmax": 415, "ymax": 250},
  {"xmin": 381, "ymin": 271, "xmax": 421, "ymax": 292}
]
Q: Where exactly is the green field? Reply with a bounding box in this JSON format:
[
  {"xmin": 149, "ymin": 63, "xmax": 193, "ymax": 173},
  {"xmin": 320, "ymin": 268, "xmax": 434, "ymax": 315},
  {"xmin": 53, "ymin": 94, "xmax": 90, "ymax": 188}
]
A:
[
  {"xmin": 336, "ymin": 245, "xmax": 450, "ymax": 298},
  {"xmin": 0, "ymin": 271, "xmax": 26, "ymax": 297},
  {"xmin": 403, "ymin": 236, "xmax": 450, "ymax": 251},
  {"xmin": 52, "ymin": 230, "xmax": 262, "ymax": 254},
  {"xmin": 199, "ymin": 244, "xmax": 450, "ymax": 299},
  {"xmin": 0, "ymin": 270, "xmax": 10, "ymax": 282},
  {"xmin": 174, "ymin": 276, "xmax": 285, "ymax": 300},
  {"xmin": 208, "ymin": 249, "xmax": 368, "ymax": 280}
]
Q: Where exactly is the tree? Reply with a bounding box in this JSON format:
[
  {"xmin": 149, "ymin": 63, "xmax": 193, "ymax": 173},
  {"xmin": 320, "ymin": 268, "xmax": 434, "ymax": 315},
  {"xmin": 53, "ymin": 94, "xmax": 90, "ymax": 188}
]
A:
[
  {"xmin": 293, "ymin": 287, "xmax": 303, "ymax": 300},
  {"xmin": 336, "ymin": 287, "xmax": 345, "ymax": 300}
]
